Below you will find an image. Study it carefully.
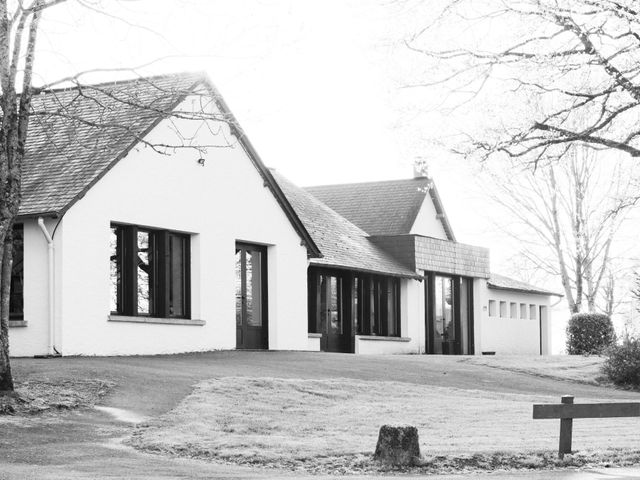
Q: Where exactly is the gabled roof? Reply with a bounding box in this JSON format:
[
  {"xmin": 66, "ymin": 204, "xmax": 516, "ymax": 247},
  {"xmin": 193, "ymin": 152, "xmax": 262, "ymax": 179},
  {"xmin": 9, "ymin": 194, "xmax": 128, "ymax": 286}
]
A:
[
  {"xmin": 488, "ymin": 273, "xmax": 562, "ymax": 297},
  {"xmin": 271, "ymin": 170, "xmax": 419, "ymax": 278},
  {"xmin": 18, "ymin": 72, "xmax": 320, "ymax": 257},
  {"xmin": 304, "ymin": 177, "xmax": 456, "ymax": 241}
]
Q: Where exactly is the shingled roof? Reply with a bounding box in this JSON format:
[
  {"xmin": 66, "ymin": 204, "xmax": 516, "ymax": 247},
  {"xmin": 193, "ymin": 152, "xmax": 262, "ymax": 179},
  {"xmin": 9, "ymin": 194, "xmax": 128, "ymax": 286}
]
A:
[
  {"xmin": 488, "ymin": 273, "xmax": 562, "ymax": 297},
  {"xmin": 21, "ymin": 72, "xmax": 206, "ymax": 217},
  {"xmin": 271, "ymin": 170, "xmax": 419, "ymax": 278},
  {"xmin": 305, "ymin": 177, "xmax": 456, "ymax": 241},
  {"xmin": 17, "ymin": 71, "xmax": 320, "ymax": 257}
]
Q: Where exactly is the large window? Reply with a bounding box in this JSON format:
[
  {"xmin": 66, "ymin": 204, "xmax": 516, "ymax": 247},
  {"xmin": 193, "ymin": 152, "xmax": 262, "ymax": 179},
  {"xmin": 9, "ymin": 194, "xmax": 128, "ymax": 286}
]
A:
[
  {"xmin": 307, "ymin": 269, "xmax": 402, "ymax": 352},
  {"xmin": 355, "ymin": 274, "xmax": 400, "ymax": 337},
  {"xmin": 10, "ymin": 224, "xmax": 23, "ymax": 320},
  {"xmin": 110, "ymin": 224, "xmax": 190, "ymax": 318}
]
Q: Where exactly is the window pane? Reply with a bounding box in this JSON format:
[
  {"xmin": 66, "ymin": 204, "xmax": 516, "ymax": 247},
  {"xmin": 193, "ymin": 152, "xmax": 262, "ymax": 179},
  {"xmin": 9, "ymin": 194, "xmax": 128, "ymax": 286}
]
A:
[
  {"xmin": 443, "ymin": 278, "xmax": 454, "ymax": 340},
  {"xmin": 109, "ymin": 226, "xmax": 121, "ymax": 314},
  {"xmin": 354, "ymin": 277, "xmax": 360, "ymax": 334},
  {"xmin": 10, "ymin": 224, "xmax": 24, "ymax": 319},
  {"xmin": 460, "ymin": 278, "xmax": 469, "ymax": 354},
  {"xmin": 520, "ymin": 303, "xmax": 527, "ymax": 319},
  {"xmin": 371, "ymin": 279, "xmax": 380, "ymax": 334},
  {"xmin": 137, "ymin": 230, "xmax": 153, "ymax": 315},
  {"xmin": 235, "ymin": 249, "xmax": 242, "ymax": 326},
  {"xmin": 169, "ymin": 234, "xmax": 187, "ymax": 317},
  {"xmin": 329, "ymin": 277, "xmax": 341, "ymax": 334},
  {"xmin": 246, "ymin": 250, "xmax": 262, "ymax": 327},
  {"xmin": 435, "ymin": 276, "xmax": 454, "ymax": 346},
  {"xmin": 319, "ymin": 275, "xmax": 328, "ymax": 333},
  {"xmin": 386, "ymin": 280, "xmax": 397, "ymax": 337}
]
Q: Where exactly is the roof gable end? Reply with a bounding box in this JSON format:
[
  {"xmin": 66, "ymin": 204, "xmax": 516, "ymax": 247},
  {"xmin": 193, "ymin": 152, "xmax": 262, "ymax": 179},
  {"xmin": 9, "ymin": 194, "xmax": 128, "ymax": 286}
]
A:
[{"xmin": 18, "ymin": 72, "xmax": 321, "ymax": 257}]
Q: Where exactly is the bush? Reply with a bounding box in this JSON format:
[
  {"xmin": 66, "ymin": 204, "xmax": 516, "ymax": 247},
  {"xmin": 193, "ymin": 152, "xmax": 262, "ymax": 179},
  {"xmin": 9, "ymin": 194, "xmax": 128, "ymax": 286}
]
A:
[
  {"xmin": 566, "ymin": 313, "xmax": 615, "ymax": 355},
  {"xmin": 602, "ymin": 338, "xmax": 640, "ymax": 387}
]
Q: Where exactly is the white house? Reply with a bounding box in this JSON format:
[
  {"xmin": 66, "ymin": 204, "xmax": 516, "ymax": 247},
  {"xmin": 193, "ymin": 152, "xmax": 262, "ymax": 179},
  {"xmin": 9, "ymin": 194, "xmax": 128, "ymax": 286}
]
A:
[
  {"xmin": 8, "ymin": 72, "xmax": 559, "ymax": 358},
  {"xmin": 297, "ymin": 177, "xmax": 560, "ymax": 355}
]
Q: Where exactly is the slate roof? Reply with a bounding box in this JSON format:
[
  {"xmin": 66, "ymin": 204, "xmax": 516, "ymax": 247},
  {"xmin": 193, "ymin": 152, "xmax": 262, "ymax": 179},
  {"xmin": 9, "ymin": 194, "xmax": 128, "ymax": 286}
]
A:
[
  {"xmin": 17, "ymin": 72, "xmax": 320, "ymax": 257},
  {"xmin": 488, "ymin": 273, "xmax": 562, "ymax": 297},
  {"xmin": 305, "ymin": 177, "xmax": 456, "ymax": 241},
  {"xmin": 271, "ymin": 170, "xmax": 419, "ymax": 278},
  {"xmin": 21, "ymin": 72, "xmax": 205, "ymax": 217}
]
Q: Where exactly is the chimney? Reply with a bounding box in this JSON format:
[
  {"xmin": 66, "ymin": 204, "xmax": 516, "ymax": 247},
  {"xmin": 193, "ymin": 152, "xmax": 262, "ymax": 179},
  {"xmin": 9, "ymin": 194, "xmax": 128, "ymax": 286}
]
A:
[{"xmin": 413, "ymin": 158, "xmax": 429, "ymax": 178}]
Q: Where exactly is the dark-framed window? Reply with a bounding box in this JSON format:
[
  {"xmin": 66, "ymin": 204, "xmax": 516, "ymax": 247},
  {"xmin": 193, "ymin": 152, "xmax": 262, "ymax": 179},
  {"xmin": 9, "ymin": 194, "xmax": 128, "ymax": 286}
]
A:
[
  {"xmin": 110, "ymin": 223, "xmax": 190, "ymax": 318},
  {"xmin": 10, "ymin": 224, "xmax": 23, "ymax": 320},
  {"xmin": 354, "ymin": 274, "xmax": 400, "ymax": 337}
]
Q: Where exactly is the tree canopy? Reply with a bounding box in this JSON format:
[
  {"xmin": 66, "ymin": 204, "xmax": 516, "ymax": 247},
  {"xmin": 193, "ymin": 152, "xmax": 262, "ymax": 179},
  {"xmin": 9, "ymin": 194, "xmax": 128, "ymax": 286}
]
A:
[{"xmin": 407, "ymin": 0, "xmax": 640, "ymax": 161}]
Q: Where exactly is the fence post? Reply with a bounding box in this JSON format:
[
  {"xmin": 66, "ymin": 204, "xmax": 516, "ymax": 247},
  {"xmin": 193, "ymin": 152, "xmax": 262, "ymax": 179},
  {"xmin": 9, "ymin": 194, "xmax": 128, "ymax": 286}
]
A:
[{"xmin": 558, "ymin": 395, "xmax": 574, "ymax": 458}]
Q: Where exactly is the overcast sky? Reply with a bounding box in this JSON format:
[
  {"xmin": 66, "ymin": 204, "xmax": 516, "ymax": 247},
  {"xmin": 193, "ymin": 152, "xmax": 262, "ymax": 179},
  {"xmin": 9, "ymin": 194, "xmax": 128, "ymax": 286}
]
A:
[{"xmin": 33, "ymin": 1, "xmax": 495, "ymax": 249}]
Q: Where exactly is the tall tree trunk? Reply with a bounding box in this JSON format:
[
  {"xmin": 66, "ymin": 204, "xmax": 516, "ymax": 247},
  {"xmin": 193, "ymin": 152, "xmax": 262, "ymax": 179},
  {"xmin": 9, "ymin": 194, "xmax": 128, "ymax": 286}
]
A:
[
  {"xmin": 549, "ymin": 166, "xmax": 578, "ymax": 313},
  {"xmin": 0, "ymin": 226, "xmax": 13, "ymax": 392}
]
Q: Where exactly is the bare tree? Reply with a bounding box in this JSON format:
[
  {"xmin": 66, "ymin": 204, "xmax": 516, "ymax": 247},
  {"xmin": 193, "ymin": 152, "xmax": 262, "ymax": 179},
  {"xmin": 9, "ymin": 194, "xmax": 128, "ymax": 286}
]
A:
[
  {"xmin": 487, "ymin": 146, "xmax": 638, "ymax": 314},
  {"xmin": 0, "ymin": 0, "xmax": 53, "ymax": 395},
  {"xmin": 405, "ymin": 0, "xmax": 640, "ymax": 162},
  {"xmin": 0, "ymin": 1, "xmax": 234, "ymax": 396}
]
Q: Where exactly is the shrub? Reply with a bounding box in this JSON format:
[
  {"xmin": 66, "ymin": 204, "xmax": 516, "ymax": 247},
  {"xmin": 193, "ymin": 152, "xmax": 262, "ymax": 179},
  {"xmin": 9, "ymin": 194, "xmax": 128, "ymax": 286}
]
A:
[
  {"xmin": 566, "ymin": 313, "xmax": 615, "ymax": 355},
  {"xmin": 602, "ymin": 338, "xmax": 640, "ymax": 387}
]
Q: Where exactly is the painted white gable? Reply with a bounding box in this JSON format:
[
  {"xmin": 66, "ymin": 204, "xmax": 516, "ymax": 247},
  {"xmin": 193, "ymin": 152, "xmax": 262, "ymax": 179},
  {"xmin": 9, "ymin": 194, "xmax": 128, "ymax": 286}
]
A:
[
  {"xmin": 409, "ymin": 192, "xmax": 448, "ymax": 239},
  {"xmin": 10, "ymin": 93, "xmax": 311, "ymax": 356}
]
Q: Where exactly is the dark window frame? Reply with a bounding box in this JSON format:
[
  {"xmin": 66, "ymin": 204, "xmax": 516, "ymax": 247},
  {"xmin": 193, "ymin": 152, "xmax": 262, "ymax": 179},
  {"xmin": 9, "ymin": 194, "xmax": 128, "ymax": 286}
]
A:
[
  {"xmin": 111, "ymin": 223, "xmax": 191, "ymax": 319},
  {"xmin": 354, "ymin": 273, "xmax": 401, "ymax": 338},
  {"xmin": 307, "ymin": 268, "xmax": 402, "ymax": 344},
  {"xmin": 10, "ymin": 224, "xmax": 24, "ymax": 320}
]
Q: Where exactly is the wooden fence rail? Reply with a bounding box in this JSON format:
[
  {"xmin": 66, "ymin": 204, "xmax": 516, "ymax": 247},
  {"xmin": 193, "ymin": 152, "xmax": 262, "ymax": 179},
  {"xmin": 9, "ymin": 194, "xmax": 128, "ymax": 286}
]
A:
[{"xmin": 532, "ymin": 395, "xmax": 640, "ymax": 458}]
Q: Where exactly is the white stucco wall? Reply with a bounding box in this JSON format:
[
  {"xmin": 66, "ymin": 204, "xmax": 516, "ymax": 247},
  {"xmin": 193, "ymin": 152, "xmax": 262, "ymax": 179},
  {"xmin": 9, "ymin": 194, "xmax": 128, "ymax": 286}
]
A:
[
  {"xmin": 410, "ymin": 197, "xmax": 447, "ymax": 239},
  {"xmin": 472, "ymin": 277, "xmax": 487, "ymax": 355},
  {"xmin": 479, "ymin": 285, "xmax": 552, "ymax": 355},
  {"xmin": 10, "ymin": 95, "xmax": 310, "ymax": 356},
  {"xmin": 8, "ymin": 218, "xmax": 58, "ymax": 357}
]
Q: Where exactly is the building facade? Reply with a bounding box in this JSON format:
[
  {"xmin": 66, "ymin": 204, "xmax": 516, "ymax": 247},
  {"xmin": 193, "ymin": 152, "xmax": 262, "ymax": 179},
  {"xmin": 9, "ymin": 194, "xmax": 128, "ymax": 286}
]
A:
[{"xmin": 8, "ymin": 72, "xmax": 559, "ymax": 357}]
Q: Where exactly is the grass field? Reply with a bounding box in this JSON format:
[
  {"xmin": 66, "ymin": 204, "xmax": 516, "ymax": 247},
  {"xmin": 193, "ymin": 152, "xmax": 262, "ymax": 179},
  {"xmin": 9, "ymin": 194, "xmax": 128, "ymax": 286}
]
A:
[
  {"xmin": 130, "ymin": 374, "xmax": 640, "ymax": 473},
  {"xmin": 464, "ymin": 355, "xmax": 606, "ymax": 385}
]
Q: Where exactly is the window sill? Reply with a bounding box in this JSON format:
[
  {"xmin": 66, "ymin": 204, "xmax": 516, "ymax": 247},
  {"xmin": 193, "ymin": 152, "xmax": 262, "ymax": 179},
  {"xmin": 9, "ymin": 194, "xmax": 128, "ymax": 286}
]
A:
[
  {"xmin": 308, "ymin": 333, "xmax": 322, "ymax": 338},
  {"xmin": 356, "ymin": 335, "xmax": 411, "ymax": 343},
  {"xmin": 108, "ymin": 315, "xmax": 205, "ymax": 326},
  {"xmin": 9, "ymin": 320, "xmax": 27, "ymax": 328}
]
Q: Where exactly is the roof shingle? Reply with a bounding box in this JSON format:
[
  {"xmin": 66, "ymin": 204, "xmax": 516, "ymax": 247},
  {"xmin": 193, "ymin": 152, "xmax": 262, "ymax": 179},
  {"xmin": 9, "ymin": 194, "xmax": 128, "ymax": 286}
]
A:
[
  {"xmin": 20, "ymin": 72, "xmax": 207, "ymax": 217},
  {"xmin": 305, "ymin": 178, "xmax": 455, "ymax": 240},
  {"xmin": 271, "ymin": 170, "xmax": 419, "ymax": 278},
  {"xmin": 488, "ymin": 273, "xmax": 562, "ymax": 297}
]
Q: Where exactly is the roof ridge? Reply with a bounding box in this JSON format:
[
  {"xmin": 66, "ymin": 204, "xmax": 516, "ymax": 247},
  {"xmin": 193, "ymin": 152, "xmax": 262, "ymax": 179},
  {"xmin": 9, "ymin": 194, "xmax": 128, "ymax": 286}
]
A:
[
  {"xmin": 305, "ymin": 177, "xmax": 431, "ymax": 189},
  {"xmin": 34, "ymin": 70, "xmax": 208, "ymax": 95}
]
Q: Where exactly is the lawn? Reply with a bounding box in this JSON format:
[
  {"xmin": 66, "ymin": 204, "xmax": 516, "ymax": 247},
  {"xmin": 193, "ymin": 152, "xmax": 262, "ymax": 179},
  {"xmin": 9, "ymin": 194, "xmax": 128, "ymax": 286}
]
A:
[
  {"xmin": 464, "ymin": 355, "xmax": 606, "ymax": 385},
  {"xmin": 130, "ymin": 374, "xmax": 640, "ymax": 474}
]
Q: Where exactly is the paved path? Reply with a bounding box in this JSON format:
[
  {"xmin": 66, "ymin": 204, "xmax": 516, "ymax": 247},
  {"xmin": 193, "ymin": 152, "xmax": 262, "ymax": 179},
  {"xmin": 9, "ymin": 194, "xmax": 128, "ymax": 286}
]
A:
[{"xmin": 1, "ymin": 352, "xmax": 639, "ymax": 479}]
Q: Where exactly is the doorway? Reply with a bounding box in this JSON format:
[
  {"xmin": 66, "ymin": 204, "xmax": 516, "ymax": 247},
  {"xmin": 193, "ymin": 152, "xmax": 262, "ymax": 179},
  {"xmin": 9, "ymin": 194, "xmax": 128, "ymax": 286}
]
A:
[
  {"xmin": 308, "ymin": 270, "xmax": 350, "ymax": 352},
  {"xmin": 235, "ymin": 243, "xmax": 268, "ymax": 349},
  {"xmin": 425, "ymin": 274, "xmax": 474, "ymax": 354}
]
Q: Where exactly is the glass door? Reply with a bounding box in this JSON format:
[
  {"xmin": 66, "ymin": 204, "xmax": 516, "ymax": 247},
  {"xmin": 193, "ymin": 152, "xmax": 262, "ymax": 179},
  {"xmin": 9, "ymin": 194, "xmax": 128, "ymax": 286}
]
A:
[
  {"xmin": 235, "ymin": 243, "xmax": 268, "ymax": 349},
  {"xmin": 426, "ymin": 274, "xmax": 473, "ymax": 354},
  {"xmin": 319, "ymin": 275, "xmax": 345, "ymax": 352}
]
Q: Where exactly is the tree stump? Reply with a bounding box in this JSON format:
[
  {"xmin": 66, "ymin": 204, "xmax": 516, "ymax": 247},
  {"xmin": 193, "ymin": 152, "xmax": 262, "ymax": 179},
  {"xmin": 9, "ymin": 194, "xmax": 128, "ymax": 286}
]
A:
[{"xmin": 374, "ymin": 424, "xmax": 420, "ymax": 466}]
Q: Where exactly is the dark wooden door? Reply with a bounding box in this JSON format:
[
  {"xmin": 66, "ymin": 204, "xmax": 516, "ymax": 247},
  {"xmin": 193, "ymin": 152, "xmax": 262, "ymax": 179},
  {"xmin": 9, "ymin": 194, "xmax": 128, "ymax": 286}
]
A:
[{"xmin": 235, "ymin": 243, "xmax": 268, "ymax": 350}]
